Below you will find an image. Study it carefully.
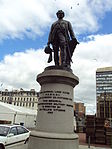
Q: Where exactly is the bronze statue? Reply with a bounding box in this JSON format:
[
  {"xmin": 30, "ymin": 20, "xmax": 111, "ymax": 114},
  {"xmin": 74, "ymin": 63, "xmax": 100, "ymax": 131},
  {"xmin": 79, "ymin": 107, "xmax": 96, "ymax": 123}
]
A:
[{"xmin": 45, "ymin": 10, "xmax": 79, "ymax": 68}]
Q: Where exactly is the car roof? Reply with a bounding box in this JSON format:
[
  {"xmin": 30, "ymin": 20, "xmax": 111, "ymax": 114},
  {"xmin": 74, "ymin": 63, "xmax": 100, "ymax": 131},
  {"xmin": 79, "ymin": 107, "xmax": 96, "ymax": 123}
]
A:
[
  {"xmin": 0, "ymin": 124, "xmax": 24, "ymax": 128},
  {"xmin": 0, "ymin": 124, "xmax": 30, "ymax": 132}
]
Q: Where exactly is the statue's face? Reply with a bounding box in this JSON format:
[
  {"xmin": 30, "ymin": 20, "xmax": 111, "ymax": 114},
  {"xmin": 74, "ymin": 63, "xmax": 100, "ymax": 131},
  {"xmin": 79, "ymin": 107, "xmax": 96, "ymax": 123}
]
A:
[{"xmin": 57, "ymin": 13, "xmax": 64, "ymax": 19}]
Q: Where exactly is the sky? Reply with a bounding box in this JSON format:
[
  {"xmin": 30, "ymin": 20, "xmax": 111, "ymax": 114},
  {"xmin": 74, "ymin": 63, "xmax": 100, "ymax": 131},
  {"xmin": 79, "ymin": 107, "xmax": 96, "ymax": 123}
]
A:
[{"xmin": 0, "ymin": 0, "xmax": 112, "ymax": 114}]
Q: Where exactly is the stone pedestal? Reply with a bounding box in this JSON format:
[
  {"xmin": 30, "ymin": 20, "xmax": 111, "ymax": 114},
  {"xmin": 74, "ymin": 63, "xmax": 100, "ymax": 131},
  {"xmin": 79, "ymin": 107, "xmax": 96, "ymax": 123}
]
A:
[{"xmin": 28, "ymin": 66, "xmax": 79, "ymax": 149}]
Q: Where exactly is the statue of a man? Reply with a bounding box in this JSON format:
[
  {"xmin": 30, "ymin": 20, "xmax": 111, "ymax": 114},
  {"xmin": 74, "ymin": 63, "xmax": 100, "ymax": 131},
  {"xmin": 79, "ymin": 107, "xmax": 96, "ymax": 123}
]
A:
[{"xmin": 47, "ymin": 10, "xmax": 79, "ymax": 67}]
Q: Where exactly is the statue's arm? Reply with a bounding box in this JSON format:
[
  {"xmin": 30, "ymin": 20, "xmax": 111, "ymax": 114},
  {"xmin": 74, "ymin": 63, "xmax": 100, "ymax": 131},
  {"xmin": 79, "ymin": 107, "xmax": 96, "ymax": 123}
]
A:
[
  {"xmin": 48, "ymin": 24, "xmax": 53, "ymax": 45},
  {"xmin": 68, "ymin": 21, "xmax": 75, "ymax": 39},
  {"xmin": 68, "ymin": 21, "xmax": 79, "ymax": 44}
]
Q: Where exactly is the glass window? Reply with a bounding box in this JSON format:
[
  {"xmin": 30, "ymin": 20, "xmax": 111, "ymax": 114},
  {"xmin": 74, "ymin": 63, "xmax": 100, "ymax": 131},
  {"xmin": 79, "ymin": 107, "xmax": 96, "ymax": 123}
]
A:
[
  {"xmin": 0, "ymin": 126, "xmax": 10, "ymax": 136},
  {"xmin": 5, "ymin": 97, "xmax": 6, "ymax": 101},
  {"xmin": 10, "ymin": 127, "xmax": 17, "ymax": 135},
  {"xmin": 20, "ymin": 102, "xmax": 22, "ymax": 106},
  {"xmin": 32, "ymin": 103, "xmax": 34, "ymax": 107},
  {"xmin": 29, "ymin": 103, "xmax": 31, "ymax": 107},
  {"xmin": 17, "ymin": 126, "xmax": 29, "ymax": 134}
]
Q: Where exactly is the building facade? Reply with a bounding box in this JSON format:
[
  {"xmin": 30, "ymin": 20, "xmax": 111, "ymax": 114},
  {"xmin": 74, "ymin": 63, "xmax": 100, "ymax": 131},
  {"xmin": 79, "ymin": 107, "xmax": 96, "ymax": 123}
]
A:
[
  {"xmin": 74, "ymin": 102, "xmax": 86, "ymax": 115},
  {"xmin": 74, "ymin": 102, "xmax": 86, "ymax": 132},
  {"xmin": 96, "ymin": 67, "xmax": 112, "ymax": 118},
  {"xmin": 0, "ymin": 88, "xmax": 39, "ymax": 110}
]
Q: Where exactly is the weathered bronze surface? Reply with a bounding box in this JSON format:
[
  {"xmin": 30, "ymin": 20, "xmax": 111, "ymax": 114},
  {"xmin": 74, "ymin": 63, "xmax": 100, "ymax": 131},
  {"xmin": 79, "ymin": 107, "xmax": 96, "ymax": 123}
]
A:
[{"xmin": 45, "ymin": 10, "xmax": 79, "ymax": 68}]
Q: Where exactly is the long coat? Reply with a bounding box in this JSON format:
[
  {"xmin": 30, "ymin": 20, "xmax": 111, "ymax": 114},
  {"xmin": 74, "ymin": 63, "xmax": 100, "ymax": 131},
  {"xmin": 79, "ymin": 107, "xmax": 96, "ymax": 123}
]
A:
[{"xmin": 48, "ymin": 19, "xmax": 75, "ymax": 44}]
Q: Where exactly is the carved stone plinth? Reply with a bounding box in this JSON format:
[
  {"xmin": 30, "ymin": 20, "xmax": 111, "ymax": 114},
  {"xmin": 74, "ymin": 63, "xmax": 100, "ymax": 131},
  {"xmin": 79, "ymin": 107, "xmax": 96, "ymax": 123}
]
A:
[{"xmin": 28, "ymin": 66, "xmax": 79, "ymax": 149}]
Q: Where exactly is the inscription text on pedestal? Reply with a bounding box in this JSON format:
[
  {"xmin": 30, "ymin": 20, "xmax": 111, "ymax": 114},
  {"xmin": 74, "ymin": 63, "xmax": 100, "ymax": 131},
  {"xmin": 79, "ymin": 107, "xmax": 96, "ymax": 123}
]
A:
[{"xmin": 38, "ymin": 91, "xmax": 73, "ymax": 114}]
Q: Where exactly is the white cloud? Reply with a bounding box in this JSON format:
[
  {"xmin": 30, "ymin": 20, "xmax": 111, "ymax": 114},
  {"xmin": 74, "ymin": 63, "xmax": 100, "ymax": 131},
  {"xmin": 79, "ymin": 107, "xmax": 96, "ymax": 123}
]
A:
[
  {"xmin": 72, "ymin": 33, "xmax": 112, "ymax": 113},
  {"xmin": 0, "ymin": 34, "xmax": 112, "ymax": 114},
  {"xmin": 0, "ymin": 0, "xmax": 112, "ymax": 40},
  {"xmin": 0, "ymin": 48, "xmax": 51, "ymax": 90}
]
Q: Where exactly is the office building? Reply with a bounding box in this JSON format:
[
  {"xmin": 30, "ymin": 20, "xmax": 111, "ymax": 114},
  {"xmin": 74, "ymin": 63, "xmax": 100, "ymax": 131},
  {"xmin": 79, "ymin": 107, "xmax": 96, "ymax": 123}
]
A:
[{"xmin": 96, "ymin": 67, "xmax": 112, "ymax": 118}]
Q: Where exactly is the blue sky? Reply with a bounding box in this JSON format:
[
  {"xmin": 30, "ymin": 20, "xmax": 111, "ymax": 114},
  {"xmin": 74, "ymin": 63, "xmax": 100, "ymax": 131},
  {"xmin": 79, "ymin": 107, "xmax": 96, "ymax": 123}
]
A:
[
  {"xmin": 97, "ymin": 11, "xmax": 112, "ymax": 34},
  {"xmin": 0, "ymin": 9, "xmax": 112, "ymax": 60},
  {"xmin": 0, "ymin": 0, "xmax": 112, "ymax": 114},
  {"xmin": 0, "ymin": 33, "xmax": 48, "ymax": 59}
]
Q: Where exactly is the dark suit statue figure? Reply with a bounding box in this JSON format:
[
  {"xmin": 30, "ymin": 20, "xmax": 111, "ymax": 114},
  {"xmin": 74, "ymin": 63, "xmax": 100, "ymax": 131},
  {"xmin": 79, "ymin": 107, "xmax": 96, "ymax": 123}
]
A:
[{"xmin": 47, "ymin": 10, "xmax": 79, "ymax": 68}]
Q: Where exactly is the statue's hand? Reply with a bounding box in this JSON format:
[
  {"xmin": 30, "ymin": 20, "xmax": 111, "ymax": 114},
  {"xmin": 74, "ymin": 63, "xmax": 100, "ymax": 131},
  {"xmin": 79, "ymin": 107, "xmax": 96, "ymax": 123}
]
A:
[
  {"xmin": 72, "ymin": 38, "xmax": 79, "ymax": 44},
  {"xmin": 77, "ymin": 41, "xmax": 80, "ymax": 44}
]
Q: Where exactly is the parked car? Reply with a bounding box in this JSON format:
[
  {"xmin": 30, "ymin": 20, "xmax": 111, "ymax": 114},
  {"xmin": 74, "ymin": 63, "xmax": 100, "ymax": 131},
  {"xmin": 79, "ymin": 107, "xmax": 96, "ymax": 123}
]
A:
[{"xmin": 0, "ymin": 124, "xmax": 30, "ymax": 149}]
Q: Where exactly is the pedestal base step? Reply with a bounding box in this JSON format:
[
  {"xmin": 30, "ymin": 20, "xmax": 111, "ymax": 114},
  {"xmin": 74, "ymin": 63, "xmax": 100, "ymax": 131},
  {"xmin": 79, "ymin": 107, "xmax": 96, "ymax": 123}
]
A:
[{"xmin": 28, "ymin": 131, "xmax": 79, "ymax": 149}]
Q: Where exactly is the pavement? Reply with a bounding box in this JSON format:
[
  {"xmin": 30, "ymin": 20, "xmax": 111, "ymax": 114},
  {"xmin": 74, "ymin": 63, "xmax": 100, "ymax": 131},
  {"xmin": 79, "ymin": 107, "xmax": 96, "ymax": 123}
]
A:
[{"xmin": 79, "ymin": 145, "xmax": 111, "ymax": 149}]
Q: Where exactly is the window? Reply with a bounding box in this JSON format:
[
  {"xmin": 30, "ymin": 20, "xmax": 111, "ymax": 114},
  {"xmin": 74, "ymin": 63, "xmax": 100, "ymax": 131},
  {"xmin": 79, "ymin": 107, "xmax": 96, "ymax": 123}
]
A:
[
  {"xmin": 32, "ymin": 102, "xmax": 34, "ymax": 107},
  {"xmin": 2, "ymin": 97, "xmax": 4, "ymax": 101},
  {"xmin": 10, "ymin": 127, "xmax": 17, "ymax": 135},
  {"xmin": 0, "ymin": 126, "xmax": 10, "ymax": 136},
  {"xmin": 20, "ymin": 102, "xmax": 22, "ymax": 106},
  {"xmin": 5, "ymin": 97, "xmax": 6, "ymax": 101},
  {"xmin": 17, "ymin": 126, "xmax": 29, "ymax": 134},
  {"xmin": 29, "ymin": 103, "xmax": 31, "ymax": 107}
]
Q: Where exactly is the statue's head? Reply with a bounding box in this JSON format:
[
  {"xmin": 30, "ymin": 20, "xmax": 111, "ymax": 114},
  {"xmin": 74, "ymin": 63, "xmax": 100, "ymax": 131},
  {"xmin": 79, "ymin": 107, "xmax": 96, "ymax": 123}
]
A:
[{"xmin": 56, "ymin": 10, "xmax": 65, "ymax": 19}]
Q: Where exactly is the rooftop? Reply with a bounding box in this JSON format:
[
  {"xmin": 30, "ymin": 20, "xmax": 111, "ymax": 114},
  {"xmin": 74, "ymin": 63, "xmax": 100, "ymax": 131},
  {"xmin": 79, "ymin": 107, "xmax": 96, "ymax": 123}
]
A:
[{"xmin": 96, "ymin": 67, "xmax": 112, "ymax": 72}]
